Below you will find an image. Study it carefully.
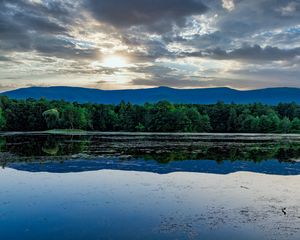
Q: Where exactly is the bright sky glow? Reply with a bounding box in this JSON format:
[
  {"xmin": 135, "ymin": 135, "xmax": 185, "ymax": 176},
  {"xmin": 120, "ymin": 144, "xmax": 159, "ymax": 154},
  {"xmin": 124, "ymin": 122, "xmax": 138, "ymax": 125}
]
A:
[
  {"xmin": 0, "ymin": 0, "xmax": 299, "ymax": 91},
  {"xmin": 102, "ymin": 55, "xmax": 128, "ymax": 68}
]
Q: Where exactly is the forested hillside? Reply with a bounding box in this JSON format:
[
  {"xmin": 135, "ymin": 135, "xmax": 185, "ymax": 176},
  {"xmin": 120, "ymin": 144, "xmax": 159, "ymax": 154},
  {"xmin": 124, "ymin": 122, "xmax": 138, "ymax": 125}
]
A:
[{"xmin": 0, "ymin": 96, "xmax": 300, "ymax": 133}]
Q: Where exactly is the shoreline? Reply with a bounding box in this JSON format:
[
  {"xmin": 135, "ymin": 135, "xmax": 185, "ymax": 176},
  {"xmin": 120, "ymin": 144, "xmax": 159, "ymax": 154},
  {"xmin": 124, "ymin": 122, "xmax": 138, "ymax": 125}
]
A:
[{"xmin": 1, "ymin": 130, "xmax": 300, "ymax": 137}]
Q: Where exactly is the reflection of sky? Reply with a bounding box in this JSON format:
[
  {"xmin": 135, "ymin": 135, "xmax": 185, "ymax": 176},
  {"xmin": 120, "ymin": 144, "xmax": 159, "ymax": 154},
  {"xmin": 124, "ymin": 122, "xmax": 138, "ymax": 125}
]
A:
[
  {"xmin": 8, "ymin": 159, "xmax": 300, "ymax": 175},
  {"xmin": 1, "ymin": 169, "xmax": 300, "ymax": 239}
]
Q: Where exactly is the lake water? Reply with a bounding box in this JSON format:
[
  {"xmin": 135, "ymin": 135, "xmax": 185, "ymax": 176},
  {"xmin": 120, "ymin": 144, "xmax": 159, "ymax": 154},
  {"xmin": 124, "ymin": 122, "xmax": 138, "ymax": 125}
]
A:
[{"xmin": 1, "ymin": 133, "xmax": 300, "ymax": 239}]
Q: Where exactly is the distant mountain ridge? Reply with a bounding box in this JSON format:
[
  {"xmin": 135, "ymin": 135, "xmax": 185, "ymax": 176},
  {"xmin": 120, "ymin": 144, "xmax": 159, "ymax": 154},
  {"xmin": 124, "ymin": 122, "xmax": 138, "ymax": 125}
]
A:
[{"xmin": 2, "ymin": 86, "xmax": 300, "ymax": 105}]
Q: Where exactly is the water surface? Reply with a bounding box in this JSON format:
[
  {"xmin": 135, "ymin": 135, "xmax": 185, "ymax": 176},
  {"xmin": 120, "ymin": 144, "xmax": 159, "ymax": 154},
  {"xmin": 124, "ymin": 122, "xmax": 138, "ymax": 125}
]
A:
[{"xmin": 1, "ymin": 133, "xmax": 300, "ymax": 239}]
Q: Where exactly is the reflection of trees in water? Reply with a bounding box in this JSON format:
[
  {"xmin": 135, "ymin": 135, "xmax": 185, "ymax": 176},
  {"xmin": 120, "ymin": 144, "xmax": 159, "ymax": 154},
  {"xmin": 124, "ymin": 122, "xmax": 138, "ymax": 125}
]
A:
[
  {"xmin": 0, "ymin": 135, "xmax": 300, "ymax": 163},
  {"xmin": 42, "ymin": 137, "xmax": 60, "ymax": 155},
  {"xmin": 120, "ymin": 143, "xmax": 300, "ymax": 163},
  {"xmin": 0, "ymin": 136, "xmax": 6, "ymax": 152},
  {"xmin": 1, "ymin": 135, "xmax": 90, "ymax": 157}
]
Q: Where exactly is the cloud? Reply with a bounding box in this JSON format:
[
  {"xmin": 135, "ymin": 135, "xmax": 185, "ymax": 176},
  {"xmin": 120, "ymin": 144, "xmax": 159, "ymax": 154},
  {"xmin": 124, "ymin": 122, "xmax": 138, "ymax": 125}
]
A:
[
  {"xmin": 131, "ymin": 69, "xmax": 300, "ymax": 89},
  {"xmin": 86, "ymin": 0, "xmax": 208, "ymax": 32},
  {"xmin": 222, "ymin": 0, "xmax": 235, "ymax": 11},
  {"xmin": 218, "ymin": 0, "xmax": 300, "ymax": 38},
  {"xmin": 0, "ymin": 0, "xmax": 300, "ymax": 90},
  {"xmin": 130, "ymin": 64, "xmax": 217, "ymax": 88},
  {"xmin": 132, "ymin": 77, "xmax": 206, "ymax": 88},
  {"xmin": 131, "ymin": 75, "xmax": 277, "ymax": 89},
  {"xmin": 276, "ymin": 2, "xmax": 299, "ymax": 17},
  {"xmin": 32, "ymin": 36, "xmax": 100, "ymax": 60},
  {"xmin": 226, "ymin": 45, "xmax": 300, "ymax": 61},
  {"xmin": 0, "ymin": 55, "xmax": 11, "ymax": 61},
  {"xmin": 0, "ymin": 0, "xmax": 89, "ymax": 59},
  {"xmin": 184, "ymin": 45, "xmax": 300, "ymax": 62}
]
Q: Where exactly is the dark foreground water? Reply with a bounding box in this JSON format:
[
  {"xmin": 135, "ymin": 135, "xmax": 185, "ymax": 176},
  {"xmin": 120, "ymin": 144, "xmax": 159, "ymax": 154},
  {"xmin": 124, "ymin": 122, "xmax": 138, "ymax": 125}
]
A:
[{"xmin": 1, "ymin": 132, "xmax": 300, "ymax": 239}]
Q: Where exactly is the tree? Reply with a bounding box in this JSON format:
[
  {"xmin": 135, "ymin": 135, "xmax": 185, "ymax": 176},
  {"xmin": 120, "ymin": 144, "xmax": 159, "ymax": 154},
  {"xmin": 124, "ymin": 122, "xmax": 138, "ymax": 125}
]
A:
[
  {"xmin": 198, "ymin": 114, "xmax": 212, "ymax": 132},
  {"xmin": 170, "ymin": 108, "xmax": 191, "ymax": 132},
  {"xmin": 91, "ymin": 105, "xmax": 110, "ymax": 131},
  {"xmin": 105, "ymin": 108, "xmax": 119, "ymax": 131},
  {"xmin": 61, "ymin": 105, "xmax": 89, "ymax": 129},
  {"xmin": 291, "ymin": 117, "xmax": 300, "ymax": 133},
  {"xmin": 259, "ymin": 112, "xmax": 280, "ymax": 133},
  {"xmin": 241, "ymin": 115, "xmax": 260, "ymax": 133},
  {"xmin": 278, "ymin": 117, "xmax": 291, "ymax": 133},
  {"xmin": 276, "ymin": 102, "xmax": 297, "ymax": 119},
  {"xmin": 227, "ymin": 108, "xmax": 238, "ymax": 132},
  {"xmin": 2, "ymin": 96, "xmax": 300, "ymax": 133},
  {"xmin": 43, "ymin": 109, "xmax": 60, "ymax": 129},
  {"xmin": 117, "ymin": 101, "xmax": 136, "ymax": 131},
  {"xmin": 0, "ymin": 108, "xmax": 6, "ymax": 130},
  {"xmin": 146, "ymin": 101, "xmax": 175, "ymax": 132},
  {"xmin": 186, "ymin": 107, "xmax": 201, "ymax": 132},
  {"xmin": 209, "ymin": 101, "xmax": 229, "ymax": 132}
]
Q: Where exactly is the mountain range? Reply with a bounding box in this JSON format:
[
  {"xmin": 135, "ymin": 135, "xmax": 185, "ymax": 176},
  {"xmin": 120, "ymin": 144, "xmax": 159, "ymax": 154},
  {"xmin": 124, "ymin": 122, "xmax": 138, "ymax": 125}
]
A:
[{"xmin": 2, "ymin": 86, "xmax": 300, "ymax": 105}]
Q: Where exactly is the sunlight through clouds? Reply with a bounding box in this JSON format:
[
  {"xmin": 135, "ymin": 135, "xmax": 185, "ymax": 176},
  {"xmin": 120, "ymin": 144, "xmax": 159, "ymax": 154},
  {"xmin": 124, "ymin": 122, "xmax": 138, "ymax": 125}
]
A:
[{"xmin": 0, "ymin": 0, "xmax": 299, "ymax": 90}]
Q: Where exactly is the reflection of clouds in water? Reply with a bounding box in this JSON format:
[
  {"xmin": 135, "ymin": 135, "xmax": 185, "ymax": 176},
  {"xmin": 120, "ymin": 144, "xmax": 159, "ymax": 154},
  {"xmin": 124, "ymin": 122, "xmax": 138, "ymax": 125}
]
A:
[{"xmin": 0, "ymin": 169, "xmax": 300, "ymax": 239}]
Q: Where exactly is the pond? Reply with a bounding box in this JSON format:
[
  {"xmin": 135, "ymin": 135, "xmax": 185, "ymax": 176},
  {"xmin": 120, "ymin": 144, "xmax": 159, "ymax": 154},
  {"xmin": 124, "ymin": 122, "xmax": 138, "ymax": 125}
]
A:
[{"xmin": 1, "ymin": 133, "xmax": 300, "ymax": 239}]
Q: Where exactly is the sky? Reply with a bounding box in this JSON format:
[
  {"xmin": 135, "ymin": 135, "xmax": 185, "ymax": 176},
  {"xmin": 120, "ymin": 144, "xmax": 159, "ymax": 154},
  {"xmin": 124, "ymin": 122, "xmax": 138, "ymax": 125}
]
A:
[{"xmin": 0, "ymin": 0, "xmax": 299, "ymax": 91}]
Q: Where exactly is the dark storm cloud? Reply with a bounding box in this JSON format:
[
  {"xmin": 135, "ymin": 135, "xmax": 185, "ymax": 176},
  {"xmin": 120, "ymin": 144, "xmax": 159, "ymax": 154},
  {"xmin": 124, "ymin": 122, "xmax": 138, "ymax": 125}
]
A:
[{"xmin": 86, "ymin": 0, "xmax": 208, "ymax": 32}]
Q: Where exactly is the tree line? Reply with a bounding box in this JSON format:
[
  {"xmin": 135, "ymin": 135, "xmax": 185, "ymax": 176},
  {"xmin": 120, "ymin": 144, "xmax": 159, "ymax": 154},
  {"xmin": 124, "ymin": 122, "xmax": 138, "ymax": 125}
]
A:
[{"xmin": 0, "ymin": 96, "xmax": 300, "ymax": 133}]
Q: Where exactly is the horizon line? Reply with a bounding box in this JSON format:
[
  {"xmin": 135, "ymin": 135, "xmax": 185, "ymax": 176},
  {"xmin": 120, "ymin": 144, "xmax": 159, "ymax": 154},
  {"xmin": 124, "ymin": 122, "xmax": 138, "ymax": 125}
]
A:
[{"xmin": 2, "ymin": 85, "xmax": 300, "ymax": 93}]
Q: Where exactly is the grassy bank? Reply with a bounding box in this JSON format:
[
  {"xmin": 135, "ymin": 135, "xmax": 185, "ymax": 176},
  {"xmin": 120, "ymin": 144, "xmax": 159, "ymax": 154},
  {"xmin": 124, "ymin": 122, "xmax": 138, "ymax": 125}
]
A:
[{"xmin": 45, "ymin": 129, "xmax": 87, "ymax": 135}]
